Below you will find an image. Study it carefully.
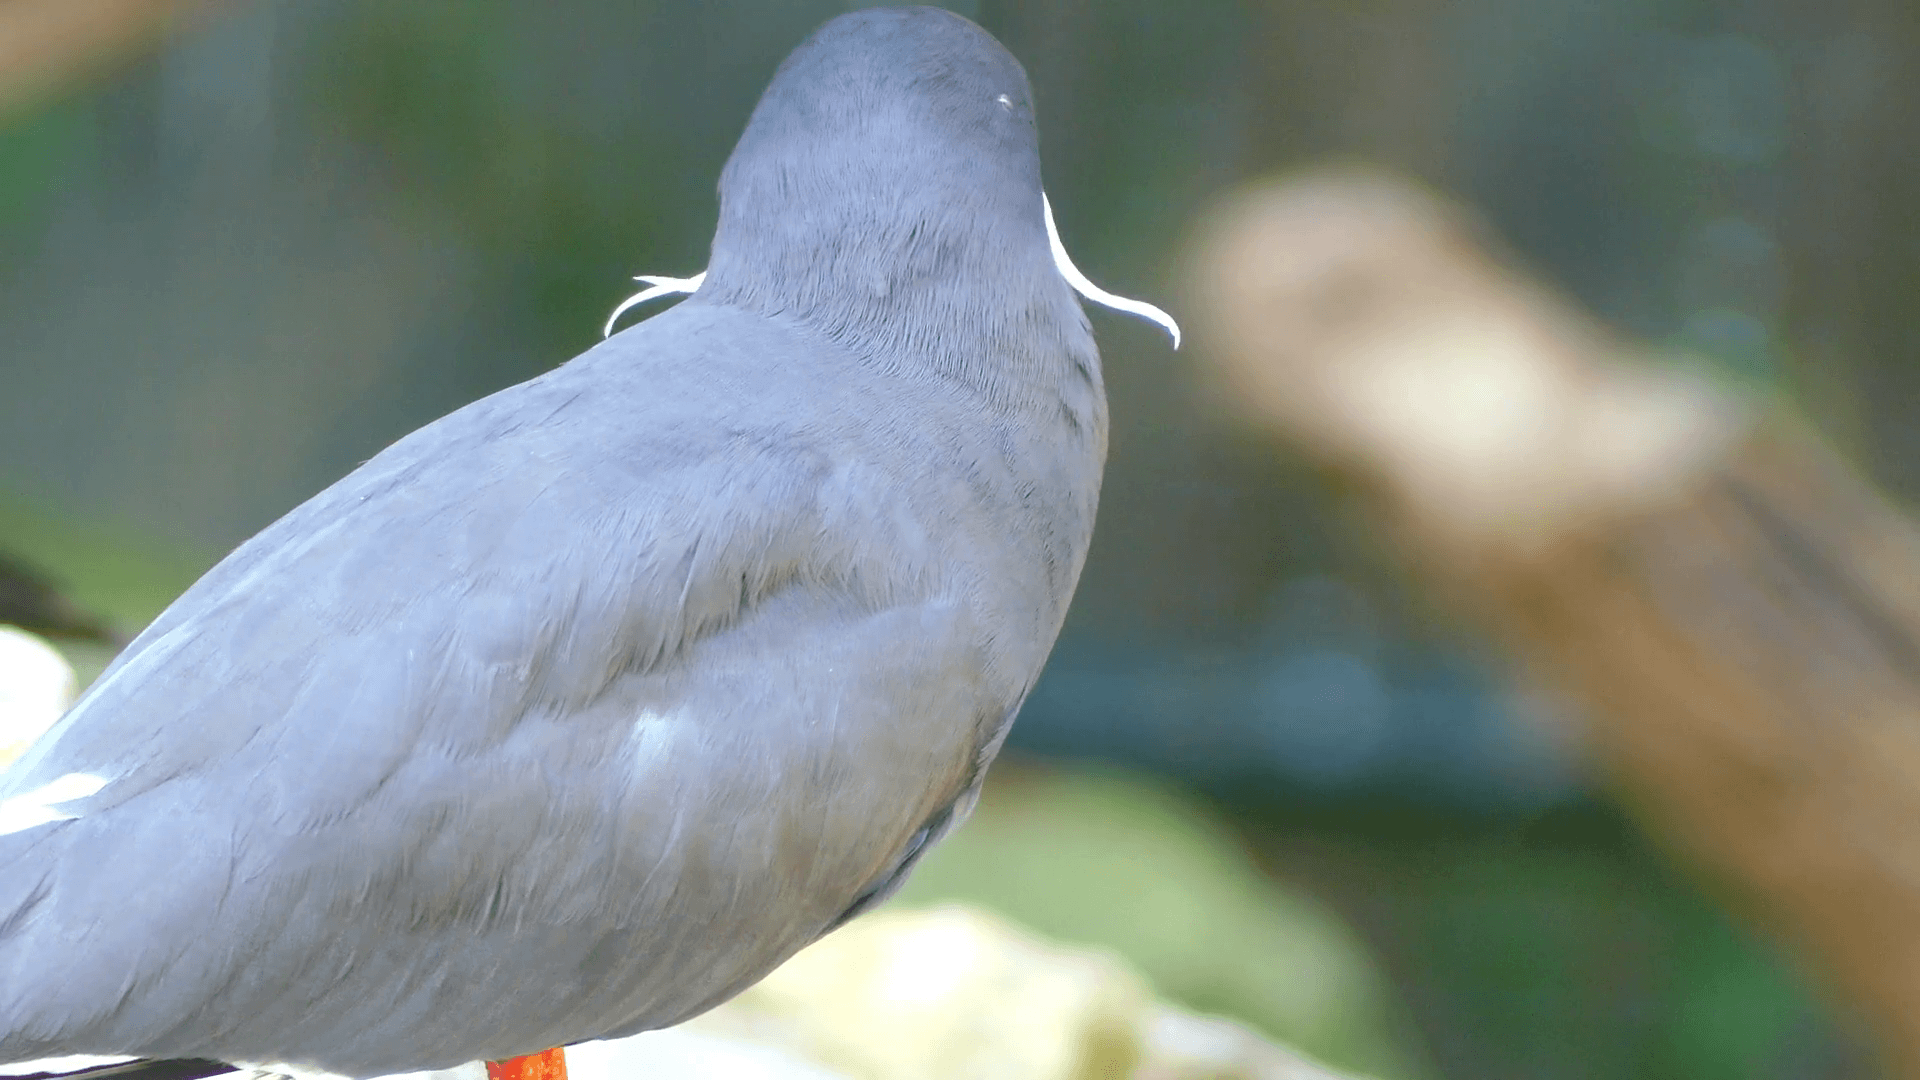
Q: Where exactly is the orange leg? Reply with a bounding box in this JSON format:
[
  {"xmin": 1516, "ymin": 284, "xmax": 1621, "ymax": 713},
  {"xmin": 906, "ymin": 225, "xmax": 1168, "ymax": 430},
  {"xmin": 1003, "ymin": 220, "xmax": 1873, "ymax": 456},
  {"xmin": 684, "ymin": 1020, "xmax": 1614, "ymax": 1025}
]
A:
[{"xmin": 485, "ymin": 1047, "xmax": 567, "ymax": 1080}]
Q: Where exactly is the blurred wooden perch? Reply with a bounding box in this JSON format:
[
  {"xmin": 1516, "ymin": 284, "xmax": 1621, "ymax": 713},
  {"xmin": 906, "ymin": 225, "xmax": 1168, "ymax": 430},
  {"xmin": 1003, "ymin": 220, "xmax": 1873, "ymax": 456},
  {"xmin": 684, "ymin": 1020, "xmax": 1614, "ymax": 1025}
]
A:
[
  {"xmin": 1191, "ymin": 167, "xmax": 1920, "ymax": 1077},
  {"xmin": 0, "ymin": 0, "xmax": 227, "ymax": 117}
]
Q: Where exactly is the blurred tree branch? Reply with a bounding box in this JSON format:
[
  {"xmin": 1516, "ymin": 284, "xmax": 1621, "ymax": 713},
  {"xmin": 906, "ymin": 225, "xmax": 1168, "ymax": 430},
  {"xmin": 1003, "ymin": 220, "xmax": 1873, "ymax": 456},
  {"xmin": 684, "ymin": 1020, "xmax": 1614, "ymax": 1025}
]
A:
[
  {"xmin": 0, "ymin": 0, "xmax": 228, "ymax": 117},
  {"xmin": 1191, "ymin": 168, "xmax": 1920, "ymax": 1076}
]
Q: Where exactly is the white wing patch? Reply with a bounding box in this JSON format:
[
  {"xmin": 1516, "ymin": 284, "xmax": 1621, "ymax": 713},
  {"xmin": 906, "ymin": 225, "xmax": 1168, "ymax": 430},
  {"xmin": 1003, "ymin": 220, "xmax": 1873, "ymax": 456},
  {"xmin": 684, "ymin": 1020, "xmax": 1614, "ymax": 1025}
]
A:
[
  {"xmin": 603, "ymin": 272, "xmax": 707, "ymax": 338},
  {"xmin": 230, "ymin": 1061, "xmax": 487, "ymax": 1080},
  {"xmin": 598, "ymin": 192, "xmax": 1180, "ymax": 349},
  {"xmin": 628, "ymin": 709, "xmax": 687, "ymax": 771},
  {"xmin": 0, "ymin": 772, "xmax": 109, "ymax": 836},
  {"xmin": 0, "ymin": 1057, "xmax": 139, "ymax": 1076}
]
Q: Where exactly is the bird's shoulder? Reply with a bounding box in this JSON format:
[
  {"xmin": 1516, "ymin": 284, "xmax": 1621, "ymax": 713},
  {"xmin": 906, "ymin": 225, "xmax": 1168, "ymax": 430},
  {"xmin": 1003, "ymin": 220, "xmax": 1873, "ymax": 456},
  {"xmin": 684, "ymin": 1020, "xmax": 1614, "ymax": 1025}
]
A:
[
  {"xmin": 0, "ymin": 301, "xmax": 1017, "ymax": 1060},
  {"xmin": 2, "ymin": 304, "xmax": 981, "ymax": 803}
]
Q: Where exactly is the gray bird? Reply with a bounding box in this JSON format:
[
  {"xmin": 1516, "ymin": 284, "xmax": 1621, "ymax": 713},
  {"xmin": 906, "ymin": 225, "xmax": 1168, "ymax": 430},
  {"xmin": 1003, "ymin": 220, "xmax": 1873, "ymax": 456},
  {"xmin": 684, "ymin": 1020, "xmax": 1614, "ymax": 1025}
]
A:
[{"xmin": 0, "ymin": 7, "xmax": 1175, "ymax": 1078}]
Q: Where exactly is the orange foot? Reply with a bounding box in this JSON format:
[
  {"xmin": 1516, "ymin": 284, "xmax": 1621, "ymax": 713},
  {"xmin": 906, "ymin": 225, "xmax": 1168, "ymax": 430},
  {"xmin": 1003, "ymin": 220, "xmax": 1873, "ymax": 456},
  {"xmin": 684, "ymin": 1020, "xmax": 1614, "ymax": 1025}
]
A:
[{"xmin": 485, "ymin": 1048, "xmax": 567, "ymax": 1080}]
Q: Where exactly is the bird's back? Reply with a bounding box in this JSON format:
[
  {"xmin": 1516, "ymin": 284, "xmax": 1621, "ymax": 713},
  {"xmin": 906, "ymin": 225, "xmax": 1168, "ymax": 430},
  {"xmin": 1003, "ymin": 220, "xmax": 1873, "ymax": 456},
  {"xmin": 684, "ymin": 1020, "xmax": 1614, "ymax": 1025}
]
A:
[{"xmin": 0, "ymin": 299, "xmax": 1099, "ymax": 1073}]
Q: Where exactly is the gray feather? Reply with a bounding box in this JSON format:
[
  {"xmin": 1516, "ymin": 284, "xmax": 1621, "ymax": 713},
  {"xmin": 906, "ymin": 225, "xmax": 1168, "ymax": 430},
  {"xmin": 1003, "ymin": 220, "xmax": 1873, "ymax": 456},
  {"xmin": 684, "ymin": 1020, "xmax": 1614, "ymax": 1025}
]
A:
[{"xmin": 0, "ymin": 8, "xmax": 1104, "ymax": 1075}]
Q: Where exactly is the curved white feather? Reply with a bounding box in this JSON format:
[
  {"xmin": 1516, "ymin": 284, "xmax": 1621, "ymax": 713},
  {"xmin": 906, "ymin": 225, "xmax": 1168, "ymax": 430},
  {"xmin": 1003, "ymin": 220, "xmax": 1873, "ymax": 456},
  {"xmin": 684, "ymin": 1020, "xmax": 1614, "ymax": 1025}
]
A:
[
  {"xmin": 601, "ymin": 194, "xmax": 1179, "ymax": 350},
  {"xmin": 603, "ymin": 272, "xmax": 708, "ymax": 338},
  {"xmin": 1043, "ymin": 193, "xmax": 1180, "ymax": 349}
]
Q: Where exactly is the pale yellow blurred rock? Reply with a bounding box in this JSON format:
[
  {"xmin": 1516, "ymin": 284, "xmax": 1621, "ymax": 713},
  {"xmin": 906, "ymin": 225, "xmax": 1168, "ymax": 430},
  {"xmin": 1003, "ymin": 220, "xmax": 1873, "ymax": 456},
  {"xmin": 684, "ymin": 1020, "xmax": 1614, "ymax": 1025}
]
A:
[
  {"xmin": 1138, "ymin": 1008, "xmax": 1362, "ymax": 1080},
  {"xmin": 0, "ymin": 624, "xmax": 76, "ymax": 768},
  {"xmin": 675, "ymin": 905, "xmax": 1369, "ymax": 1080},
  {"xmin": 572, "ymin": 1028, "xmax": 852, "ymax": 1080},
  {"xmin": 687, "ymin": 905, "xmax": 1151, "ymax": 1080}
]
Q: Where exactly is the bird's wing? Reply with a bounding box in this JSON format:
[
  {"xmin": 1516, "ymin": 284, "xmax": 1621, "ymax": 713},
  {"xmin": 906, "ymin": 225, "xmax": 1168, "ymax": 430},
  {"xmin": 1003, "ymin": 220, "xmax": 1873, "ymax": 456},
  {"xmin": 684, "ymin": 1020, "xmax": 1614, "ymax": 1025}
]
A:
[{"xmin": 0, "ymin": 321, "xmax": 1010, "ymax": 1071}]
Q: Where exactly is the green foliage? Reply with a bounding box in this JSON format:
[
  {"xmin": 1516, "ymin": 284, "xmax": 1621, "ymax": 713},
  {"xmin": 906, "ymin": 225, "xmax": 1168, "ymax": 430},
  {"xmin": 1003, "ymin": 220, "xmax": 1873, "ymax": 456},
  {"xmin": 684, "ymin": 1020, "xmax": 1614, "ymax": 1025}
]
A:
[
  {"xmin": 308, "ymin": 1, "xmax": 689, "ymax": 354},
  {"xmin": 1292, "ymin": 808, "xmax": 1846, "ymax": 1080},
  {"xmin": 0, "ymin": 492, "xmax": 208, "ymax": 630},
  {"xmin": 0, "ymin": 103, "xmax": 91, "ymax": 236}
]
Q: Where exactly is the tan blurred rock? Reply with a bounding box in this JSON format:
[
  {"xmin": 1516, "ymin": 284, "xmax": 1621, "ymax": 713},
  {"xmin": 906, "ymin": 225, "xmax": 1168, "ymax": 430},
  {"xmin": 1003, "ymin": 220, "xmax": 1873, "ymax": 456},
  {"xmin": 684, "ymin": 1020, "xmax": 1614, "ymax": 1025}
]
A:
[
  {"xmin": 1188, "ymin": 168, "xmax": 1751, "ymax": 558},
  {"xmin": 0, "ymin": 624, "xmax": 77, "ymax": 768}
]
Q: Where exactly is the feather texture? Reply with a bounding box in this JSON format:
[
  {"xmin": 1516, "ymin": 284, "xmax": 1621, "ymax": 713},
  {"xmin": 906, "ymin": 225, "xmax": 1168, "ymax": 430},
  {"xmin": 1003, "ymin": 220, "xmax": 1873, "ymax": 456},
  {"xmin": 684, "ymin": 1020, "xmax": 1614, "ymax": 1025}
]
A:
[{"xmin": 0, "ymin": 8, "xmax": 1110, "ymax": 1075}]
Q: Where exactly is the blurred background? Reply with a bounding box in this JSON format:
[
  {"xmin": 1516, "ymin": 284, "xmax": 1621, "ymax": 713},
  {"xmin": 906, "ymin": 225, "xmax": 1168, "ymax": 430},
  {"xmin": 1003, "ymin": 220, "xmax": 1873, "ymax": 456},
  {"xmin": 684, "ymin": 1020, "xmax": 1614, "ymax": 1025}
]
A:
[{"xmin": 4, "ymin": 0, "xmax": 1916, "ymax": 1076}]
